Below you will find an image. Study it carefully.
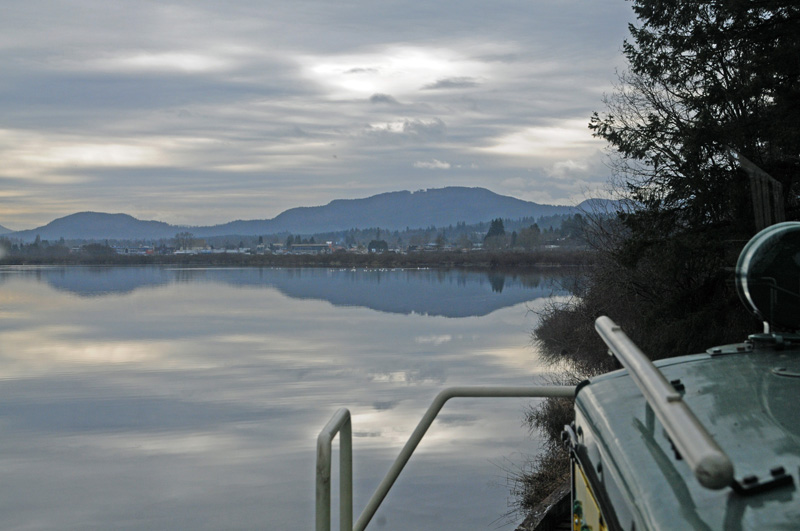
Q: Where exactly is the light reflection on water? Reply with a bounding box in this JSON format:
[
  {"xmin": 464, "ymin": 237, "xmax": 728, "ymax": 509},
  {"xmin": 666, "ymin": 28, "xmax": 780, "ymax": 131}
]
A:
[{"xmin": 0, "ymin": 266, "xmax": 571, "ymax": 530}]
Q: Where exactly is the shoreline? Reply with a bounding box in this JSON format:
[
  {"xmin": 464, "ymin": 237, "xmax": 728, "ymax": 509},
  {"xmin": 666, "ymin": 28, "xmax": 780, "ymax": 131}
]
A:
[{"xmin": 0, "ymin": 248, "xmax": 594, "ymax": 270}]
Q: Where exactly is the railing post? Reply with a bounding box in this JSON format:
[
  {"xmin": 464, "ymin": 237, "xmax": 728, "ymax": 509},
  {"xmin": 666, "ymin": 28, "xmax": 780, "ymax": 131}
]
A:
[{"xmin": 316, "ymin": 408, "xmax": 352, "ymax": 531}]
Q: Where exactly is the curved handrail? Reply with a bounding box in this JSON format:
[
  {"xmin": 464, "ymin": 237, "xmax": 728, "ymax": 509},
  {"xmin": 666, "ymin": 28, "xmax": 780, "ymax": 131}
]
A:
[{"xmin": 315, "ymin": 385, "xmax": 576, "ymax": 531}]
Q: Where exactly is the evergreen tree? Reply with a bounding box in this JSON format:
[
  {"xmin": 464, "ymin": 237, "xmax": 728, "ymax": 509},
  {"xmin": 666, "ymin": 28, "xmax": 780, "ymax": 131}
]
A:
[
  {"xmin": 590, "ymin": 0, "xmax": 800, "ymax": 234},
  {"xmin": 484, "ymin": 218, "xmax": 506, "ymax": 240},
  {"xmin": 585, "ymin": 0, "xmax": 800, "ymax": 345},
  {"xmin": 541, "ymin": 0, "xmax": 800, "ymax": 370}
]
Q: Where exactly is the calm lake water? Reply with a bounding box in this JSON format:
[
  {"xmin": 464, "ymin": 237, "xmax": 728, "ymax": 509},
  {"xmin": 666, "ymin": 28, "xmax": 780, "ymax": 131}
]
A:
[{"xmin": 0, "ymin": 266, "xmax": 570, "ymax": 530}]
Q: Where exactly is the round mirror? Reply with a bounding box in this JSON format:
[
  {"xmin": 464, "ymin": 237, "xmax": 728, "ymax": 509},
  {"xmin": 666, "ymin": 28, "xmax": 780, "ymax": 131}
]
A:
[{"xmin": 736, "ymin": 222, "xmax": 800, "ymax": 331}]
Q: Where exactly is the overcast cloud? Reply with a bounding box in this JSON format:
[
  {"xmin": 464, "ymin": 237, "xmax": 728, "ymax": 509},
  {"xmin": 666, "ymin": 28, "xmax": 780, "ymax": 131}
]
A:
[{"xmin": 0, "ymin": 0, "xmax": 633, "ymax": 229}]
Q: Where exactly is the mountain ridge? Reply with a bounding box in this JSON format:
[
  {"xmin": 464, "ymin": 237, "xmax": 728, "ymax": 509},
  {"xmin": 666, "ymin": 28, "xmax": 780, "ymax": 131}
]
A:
[{"xmin": 5, "ymin": 186, "xmax": 606, "ymax": 242}]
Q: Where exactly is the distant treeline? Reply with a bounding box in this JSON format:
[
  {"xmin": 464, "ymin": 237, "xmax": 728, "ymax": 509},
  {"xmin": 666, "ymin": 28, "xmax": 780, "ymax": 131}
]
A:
[
  {"xmin": 1, "ymin": 213, "xmax": 584, "ymax": 252},
  {"xmin": 264, "ymin": 213, "xmax": 582, "ymax": 250}
]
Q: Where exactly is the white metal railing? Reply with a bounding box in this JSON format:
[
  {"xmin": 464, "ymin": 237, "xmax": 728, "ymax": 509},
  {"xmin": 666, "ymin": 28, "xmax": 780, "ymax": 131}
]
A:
[
  {"xmin": 315, "ymin": 385, "xmax": 576, "ymax": 531},
  {"xmin": 595, "ymin": 316, "xmax": 734, "ymax": 489},
  {"xmin": 316, "ymin": 408, "xmax": 352, "ymax": 531}
]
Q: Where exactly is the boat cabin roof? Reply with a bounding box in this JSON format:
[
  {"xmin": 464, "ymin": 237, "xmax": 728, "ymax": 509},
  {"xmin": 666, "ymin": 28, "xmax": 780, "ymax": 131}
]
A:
[{"xmin": 575, "ymin": 343, "xmax": 800, "ymax": 530}]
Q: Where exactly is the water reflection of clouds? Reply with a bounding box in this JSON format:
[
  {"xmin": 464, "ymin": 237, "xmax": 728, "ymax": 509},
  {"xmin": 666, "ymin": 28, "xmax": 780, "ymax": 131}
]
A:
[
  {"xmin": 62, "ymin": 431, "xmax": 242, "ymax": 457},
  {"xmin": 0, "ymin": 267, "xmax": 571, "ymax": 530},
  {"xmin": 414, "ymin": 334, "xmax": 454, "ymax": 345},
  {"xmin": 1, "ymin": 333, "xmax": 167, "ymax": 367}
]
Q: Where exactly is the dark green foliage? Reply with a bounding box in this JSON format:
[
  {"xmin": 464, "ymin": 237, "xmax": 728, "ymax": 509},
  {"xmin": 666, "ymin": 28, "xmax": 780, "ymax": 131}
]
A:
[
  {"xmin": 485, "ymin": 218, "xmax": 506, "ymax": 239},
  {"xmin": 484, "ymin": 218, "xmax": 509, "ymax": 250},
  {"xmin": 560, "ymin": 0, "xmax": 800, "ymax": 367},
  {"xmin": 367, "ymin": 239, "xmax": 388, "ymax": 253},
  {"xmin": 81, "ymin": 243, "xmax": 116, "ymax": 256},
  {"xmin": 577, "ymin": 0, "xmax": 799, "ymax": 361},
  {"xmin": 519, "ymin": 0, "xmax": 800, "ymax": 522},
  {"xmin": 590, "ymin": 1, "xmax": 800, "ymax": 229},
  {"xmin": 560, "ymin": 214, "xmax": 585, "ymax": 241}
]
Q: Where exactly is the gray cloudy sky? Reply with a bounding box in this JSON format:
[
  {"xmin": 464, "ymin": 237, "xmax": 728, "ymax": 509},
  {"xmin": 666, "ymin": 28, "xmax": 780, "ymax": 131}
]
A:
[{"xmin": 1, "ymin": 0, "xmax": 634, "ymax": 229}]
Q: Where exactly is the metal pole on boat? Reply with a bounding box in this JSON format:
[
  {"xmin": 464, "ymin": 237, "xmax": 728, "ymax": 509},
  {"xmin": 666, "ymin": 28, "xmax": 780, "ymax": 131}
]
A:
[{"xmin": 595, "ymin": 316, "xmax": 734, "ymax": 489}]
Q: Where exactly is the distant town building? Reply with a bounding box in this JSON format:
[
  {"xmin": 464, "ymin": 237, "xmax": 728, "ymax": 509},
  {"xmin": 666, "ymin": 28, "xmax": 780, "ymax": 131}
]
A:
[
  {"xmin": 114, "ymin": 246, "xmax": 154, "ymax": 256},
  {"xmin": 289, "ymin": 242, "xmax": 332, "ymax": 254}
]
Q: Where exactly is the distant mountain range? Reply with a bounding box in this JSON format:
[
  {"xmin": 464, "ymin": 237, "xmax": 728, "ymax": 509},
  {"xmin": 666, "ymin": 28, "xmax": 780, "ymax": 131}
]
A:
[{"xmin": 5, "ymin": 186, "xmax": 607, "ymax": 242}]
